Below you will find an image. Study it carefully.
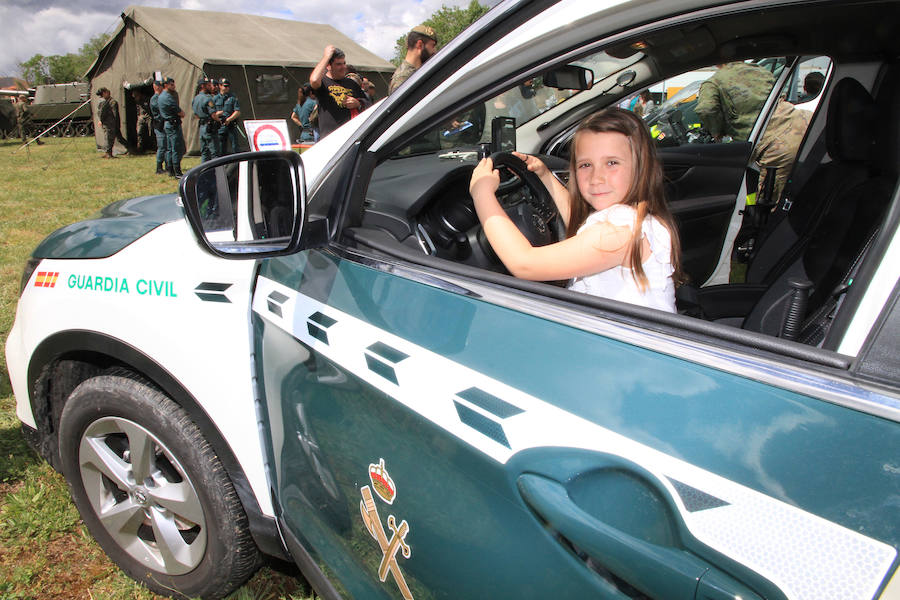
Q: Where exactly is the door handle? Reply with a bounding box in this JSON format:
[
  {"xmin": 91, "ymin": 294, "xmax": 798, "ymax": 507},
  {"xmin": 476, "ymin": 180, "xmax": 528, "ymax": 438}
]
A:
[{"xmin": 517, "ymin": 473, "xmax": 764, "ymax": 600}]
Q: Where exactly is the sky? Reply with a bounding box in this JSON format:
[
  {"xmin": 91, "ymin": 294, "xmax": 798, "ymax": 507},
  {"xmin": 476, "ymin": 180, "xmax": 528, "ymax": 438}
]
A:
[{"xmin": 0, "ymin": 0, "xmax": 491, "ymax": 79}]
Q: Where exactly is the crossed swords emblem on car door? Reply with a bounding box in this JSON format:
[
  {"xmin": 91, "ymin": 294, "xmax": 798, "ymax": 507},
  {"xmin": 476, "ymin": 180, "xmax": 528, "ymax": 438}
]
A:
[{"xmin": 360, "ymin": 485, "xmax": 413, "ymax": 600}]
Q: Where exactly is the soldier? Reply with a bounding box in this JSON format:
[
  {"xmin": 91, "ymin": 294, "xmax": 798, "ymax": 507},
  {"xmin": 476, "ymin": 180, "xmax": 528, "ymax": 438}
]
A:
[
  {"xmin": 192, "ymin": 77, "xmax": 221, "ymax": 162},
  {"xmin": 15, "ymin": 96, "xmax": 43, "ymax": 146},
  {"xmin": 134, "ymin": 89, "xmax": 152, "ymax": 152},
  {"xmin": 752, "ymin": 98, "xmax": 812, "ymax": 205},
  {"xmin": 158, "ymin": 77, "xmax": 186, "ymax": 177},
  {"xmin": 149, "ymin": 80, "xmax": 167, "ymax": 174},
  {"xmin": 96, "ymin": 87, "xmax": 128, "ymax": 158},
  {"xmin": 389, "ymin": 25, "xmax": 438, "ymax": 94},
  {"xmin": 695, "ymin": 62, "xmax": 775, "ymax": 141},
  {"xmin": 214, "ymin": 78, "xmax": 241, "ymax": 155}
]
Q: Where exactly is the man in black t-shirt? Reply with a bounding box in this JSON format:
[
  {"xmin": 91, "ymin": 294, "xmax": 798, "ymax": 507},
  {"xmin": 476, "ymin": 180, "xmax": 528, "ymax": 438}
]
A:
[{"xmin": 309, "ymin": 45, "xmax": 370, "ymax": 138}]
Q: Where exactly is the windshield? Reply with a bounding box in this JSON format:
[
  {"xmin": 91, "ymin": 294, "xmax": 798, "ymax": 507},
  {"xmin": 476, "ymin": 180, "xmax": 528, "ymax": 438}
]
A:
[{"xmin": 393, "ymin": 49, "xmax": 644, "ymax": 157}]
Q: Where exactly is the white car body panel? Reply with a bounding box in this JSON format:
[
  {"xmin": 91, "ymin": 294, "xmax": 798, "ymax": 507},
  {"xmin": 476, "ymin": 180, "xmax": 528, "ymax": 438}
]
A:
[{"xmin": 6, "ymin": 220, "xmax": 274, "ymax": 516}]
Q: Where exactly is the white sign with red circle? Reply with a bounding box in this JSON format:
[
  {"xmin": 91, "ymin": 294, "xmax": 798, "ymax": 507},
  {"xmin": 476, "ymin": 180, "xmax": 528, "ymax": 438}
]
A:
[{"xmin": 244, "ymin": 120, "xmax": 291, "ymax": 151}]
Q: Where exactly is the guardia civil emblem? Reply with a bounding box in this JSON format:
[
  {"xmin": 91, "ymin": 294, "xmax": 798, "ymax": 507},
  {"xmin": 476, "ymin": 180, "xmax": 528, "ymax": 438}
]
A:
[{"xmin": 360, "ymin": 459, "xmax": 413, "ymax": 599}]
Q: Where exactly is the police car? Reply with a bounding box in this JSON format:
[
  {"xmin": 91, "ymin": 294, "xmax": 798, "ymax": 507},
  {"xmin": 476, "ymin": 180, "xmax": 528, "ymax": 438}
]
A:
[{"xmin": 6, "ymin": 1, "xmax": 900, "ymax": 599}]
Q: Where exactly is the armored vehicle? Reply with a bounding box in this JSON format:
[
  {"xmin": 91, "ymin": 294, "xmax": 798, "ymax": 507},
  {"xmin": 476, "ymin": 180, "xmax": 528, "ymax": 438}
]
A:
[{"xmin": 29, "ymin": 82, "xmax": 93, "ymax": 137}]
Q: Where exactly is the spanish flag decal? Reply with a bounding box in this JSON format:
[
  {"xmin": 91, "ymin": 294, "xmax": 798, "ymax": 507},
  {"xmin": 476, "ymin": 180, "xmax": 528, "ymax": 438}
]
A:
[{"xmin": 34, "ymin": 272, "xmax": 59, "ymax": 288}]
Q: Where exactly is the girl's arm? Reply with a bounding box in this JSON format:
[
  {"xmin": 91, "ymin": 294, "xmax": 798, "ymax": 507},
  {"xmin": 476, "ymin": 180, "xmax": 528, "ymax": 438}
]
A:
[
  {"xmin": 290, "ymin": 110, "xmax": 302, "ymax": 127},
  {"xmin": 470, "ymin": 158, "xmax": 632, "ymax": 281},
  {"xmin": 512, "ymin": 152, "xmax": 572, "ymax": 226}
]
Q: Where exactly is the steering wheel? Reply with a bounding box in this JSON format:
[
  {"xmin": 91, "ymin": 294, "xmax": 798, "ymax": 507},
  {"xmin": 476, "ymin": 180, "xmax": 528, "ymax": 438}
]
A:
[{"xmin": 486, "ymin": 152, "xmax": 566, "ymax": 246}]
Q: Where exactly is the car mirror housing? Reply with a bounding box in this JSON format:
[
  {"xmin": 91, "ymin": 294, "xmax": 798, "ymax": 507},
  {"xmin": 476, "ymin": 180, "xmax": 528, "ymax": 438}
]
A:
[
  {"xmin": 179, "ymin": 151, "xmax": 309, "ymax": 259},
  {"xmin": 544, "ymin": 65, "xmax": 594, "ymax": 91}
]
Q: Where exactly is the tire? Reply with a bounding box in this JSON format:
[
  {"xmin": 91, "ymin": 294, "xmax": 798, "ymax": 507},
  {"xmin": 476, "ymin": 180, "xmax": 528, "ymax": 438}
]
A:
[{"xmin": 58, "ymin": 374, "xmax": 261, "ymax": 599}]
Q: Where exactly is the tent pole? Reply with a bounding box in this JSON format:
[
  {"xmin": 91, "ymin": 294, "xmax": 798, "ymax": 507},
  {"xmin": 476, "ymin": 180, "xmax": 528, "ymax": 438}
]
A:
[{"xmin": 242, "ymin": 65, "xmax": 256, "ymax": 119}]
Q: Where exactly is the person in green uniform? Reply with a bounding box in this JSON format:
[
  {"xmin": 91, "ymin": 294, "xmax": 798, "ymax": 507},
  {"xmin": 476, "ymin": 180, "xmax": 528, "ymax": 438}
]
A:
[
  {"xmin": 192, "ymin": 77, "xmax": 221, "ymax": 162},
  {"xmin": 389, "ymin": 25, "xmax": 438, "ymax": 95},
  {"xmin": 752, "ymin": 98, "xmax": 812, "ymax": 205},
  {"xmin": 149, "ymin": 80, "xmax": 167, "ymax": 174},
  {"xmin": 214, "ymin": 78, "xmax": 241, "ymax": 155},
  {"xmin": 15, "ymin": 96, "xmax": 43, "ymax": 146},
  {"xmin": 96, "ymin": 87, "xmax": 128, "ymax": 158},
  {"xmin": 695, "ymin": 62, "xmax": 775, "ymax": 141},
  {"xmin": 158, "ymin": 77, "xmax": 186, "ymax": 177}
]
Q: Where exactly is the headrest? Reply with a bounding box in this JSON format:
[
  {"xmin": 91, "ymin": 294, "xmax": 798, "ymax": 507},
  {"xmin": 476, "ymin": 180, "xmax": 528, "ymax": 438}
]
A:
[
  {"xmin": 825, "ymin": 78, "xmax": 876, "ymax": 163},
  {"xmin": 873, "ymin": 63, "xmax": 900, "ymax": 176}
]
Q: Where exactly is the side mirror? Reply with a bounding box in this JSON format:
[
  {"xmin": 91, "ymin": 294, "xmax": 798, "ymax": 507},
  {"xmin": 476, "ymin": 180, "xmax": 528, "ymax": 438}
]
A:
[
  {"xmin": 544, "ymin": 65, "xmax": 594, "ymax": 91},
  {"xmin": 179, "ymin": 151, "xmax": 307, "ymax": 259}
]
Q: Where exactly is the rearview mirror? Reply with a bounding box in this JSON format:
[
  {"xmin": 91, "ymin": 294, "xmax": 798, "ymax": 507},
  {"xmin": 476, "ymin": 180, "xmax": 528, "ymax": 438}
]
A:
[
  {"xmin": 179, "ymin": 151, "xmax": 307, "ymax": 259},
  {"xmin": 544, "ymin": 65, "xmax": 594, "ymax": 91}
]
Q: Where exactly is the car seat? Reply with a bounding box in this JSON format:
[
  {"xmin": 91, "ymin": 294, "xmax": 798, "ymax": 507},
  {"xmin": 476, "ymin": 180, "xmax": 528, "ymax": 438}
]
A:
[{"xmin": 682, "ymin": 68, "xmax": 898, "ymax": 346}]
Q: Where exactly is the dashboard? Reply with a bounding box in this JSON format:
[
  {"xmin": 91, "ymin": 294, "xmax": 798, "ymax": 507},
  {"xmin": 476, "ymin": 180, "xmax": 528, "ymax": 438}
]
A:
[{"xmin": 363, "ymin": 150, "xmax": 569, "ymax": 270}]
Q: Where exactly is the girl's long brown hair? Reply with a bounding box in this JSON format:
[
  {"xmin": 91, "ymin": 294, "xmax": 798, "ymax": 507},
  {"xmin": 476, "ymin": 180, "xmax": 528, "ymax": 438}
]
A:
[{"xmin": 566, "ymin": 107, "xmax": 684, "ymax": 290}]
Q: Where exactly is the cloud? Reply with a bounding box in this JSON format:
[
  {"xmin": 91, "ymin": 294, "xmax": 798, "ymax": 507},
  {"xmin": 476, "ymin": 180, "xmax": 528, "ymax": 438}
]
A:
[{"xmin": 0, "ymin": 0, "xmax": 490, "ymax": 80}]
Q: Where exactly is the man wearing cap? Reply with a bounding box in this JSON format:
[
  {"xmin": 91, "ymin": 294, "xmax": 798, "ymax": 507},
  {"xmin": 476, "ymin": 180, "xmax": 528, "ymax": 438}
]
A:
[
  {"xmin": 192, "ymin": 77, "xmax": 221, "ymax": 162},
  {"xmin": 96, "ymin": 87, "xmax": 128, "ymax": 159},
  {"xmin": 214, "ymin": 78, "xmax": 241, "ymax": 155},
  {"xmin": 389, "ymin": 25, "xmax": 438, "ymax": 95},
  {"xmin": 158, "ymin": 77, "xmax": 186, "ymax": 177},
  {"xmin": 149, "ymin": 80, "xmax": 167, "ymax": 174}
]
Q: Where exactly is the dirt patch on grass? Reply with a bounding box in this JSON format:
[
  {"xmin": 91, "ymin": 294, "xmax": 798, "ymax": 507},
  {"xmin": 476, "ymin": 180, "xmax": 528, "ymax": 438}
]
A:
[{"xmin": 0, "ymin": 529, "xmax": 129, "ymax": 600}]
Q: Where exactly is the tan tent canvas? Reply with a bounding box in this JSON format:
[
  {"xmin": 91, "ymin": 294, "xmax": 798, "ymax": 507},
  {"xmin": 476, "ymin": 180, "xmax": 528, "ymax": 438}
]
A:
[{"xmin": 86, "ymin": 5, "xmax": 394, "ymax": 155}]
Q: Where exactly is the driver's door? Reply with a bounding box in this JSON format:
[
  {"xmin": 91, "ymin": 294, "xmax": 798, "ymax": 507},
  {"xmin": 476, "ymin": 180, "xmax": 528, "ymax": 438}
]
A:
[{"xmin": 252, "ymin": 234, "xmax": 898, "ymax": 600}]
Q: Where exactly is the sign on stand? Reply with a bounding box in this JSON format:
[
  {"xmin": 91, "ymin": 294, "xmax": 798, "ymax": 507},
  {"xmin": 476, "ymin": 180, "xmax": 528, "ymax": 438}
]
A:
[{"xmin": 244, "ymin": 120, "xmax": 291, "ymax": 151}]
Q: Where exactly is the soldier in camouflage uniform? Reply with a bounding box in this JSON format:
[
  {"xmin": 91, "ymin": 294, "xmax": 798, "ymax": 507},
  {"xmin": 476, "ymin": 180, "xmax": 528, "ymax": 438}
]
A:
[
  {"xmin": 695, "ymin": 62, "xmax": 775, "ymax": 141},
  {"xmin": 15, "ymin": 96, "xmax": 43, "ymax": 145},
  {"xmin": 134, "ymin": 89, "xmax": 153, "ymax": 152},
  {"xmin": 752, "ymin": 98, "xmax": 812, "ymax": 205},
  {"xmin": 389, "ymin": 25, "xmax": 438, "ymax": 95}
]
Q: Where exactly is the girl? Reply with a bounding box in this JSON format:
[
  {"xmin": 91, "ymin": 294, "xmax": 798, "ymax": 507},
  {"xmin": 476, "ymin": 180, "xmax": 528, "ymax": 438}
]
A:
[{"xmin": 469, "ymin": 107, "xmax": 683, "ymax": 311}]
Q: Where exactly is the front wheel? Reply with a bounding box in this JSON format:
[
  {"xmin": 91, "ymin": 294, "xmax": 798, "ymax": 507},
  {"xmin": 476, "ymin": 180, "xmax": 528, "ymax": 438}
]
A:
[{"xmin": 58, "ymin": 374, "xmax": 261, "ymax": 599}]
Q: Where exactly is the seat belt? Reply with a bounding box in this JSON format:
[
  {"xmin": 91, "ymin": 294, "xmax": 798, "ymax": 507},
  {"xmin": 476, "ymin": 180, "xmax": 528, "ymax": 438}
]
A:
[{"xmin": 798, "ymin": 227, "xmax": 879, "ymax": 346}]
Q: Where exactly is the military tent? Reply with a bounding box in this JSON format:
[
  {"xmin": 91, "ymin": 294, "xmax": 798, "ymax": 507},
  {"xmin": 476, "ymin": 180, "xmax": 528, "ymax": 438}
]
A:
[{"xmin": 86, "ymin": 5, "xmax": 394, "ymax": 155}]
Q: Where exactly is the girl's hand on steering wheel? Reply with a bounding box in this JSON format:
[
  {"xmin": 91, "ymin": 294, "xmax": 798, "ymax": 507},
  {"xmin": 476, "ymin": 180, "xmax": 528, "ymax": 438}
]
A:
[
  {"xmin": 470, "ymin": 157, "xmax": 500, "ymax": 201},
  {"xmin": 512, "ymin": 152, "xmax": 550, "ymax": 179}
]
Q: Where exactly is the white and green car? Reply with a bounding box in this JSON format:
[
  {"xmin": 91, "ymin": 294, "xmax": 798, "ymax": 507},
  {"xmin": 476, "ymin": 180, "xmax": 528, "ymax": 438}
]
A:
[{"xmin": 6, "ymin": 0, "xmax": 900, "ymax": 599}]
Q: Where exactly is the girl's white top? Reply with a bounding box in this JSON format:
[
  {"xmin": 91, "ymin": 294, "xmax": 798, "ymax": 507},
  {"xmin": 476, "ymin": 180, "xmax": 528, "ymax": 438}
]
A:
[{"xmin": 567, "ymin": 204, "xmax": 676, "ymax": 312}]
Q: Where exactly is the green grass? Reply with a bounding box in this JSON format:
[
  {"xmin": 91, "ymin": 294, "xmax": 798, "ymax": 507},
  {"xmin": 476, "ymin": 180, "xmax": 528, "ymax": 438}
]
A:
[{"xmin": 0, "ymin": 136, "xmax": 313, "ymax": 600}]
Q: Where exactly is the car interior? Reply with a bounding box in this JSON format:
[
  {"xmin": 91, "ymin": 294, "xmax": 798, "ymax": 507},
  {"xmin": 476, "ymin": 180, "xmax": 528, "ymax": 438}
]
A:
[{"xmin": 342, "ymin": 0, "xmax": 900, "ymax": 361}]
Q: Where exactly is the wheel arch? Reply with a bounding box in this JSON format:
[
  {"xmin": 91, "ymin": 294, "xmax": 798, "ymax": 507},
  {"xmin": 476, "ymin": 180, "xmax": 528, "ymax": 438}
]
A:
[{"xmin": 26, "ymin": 329, "xmax": 288, "ymax": 560}]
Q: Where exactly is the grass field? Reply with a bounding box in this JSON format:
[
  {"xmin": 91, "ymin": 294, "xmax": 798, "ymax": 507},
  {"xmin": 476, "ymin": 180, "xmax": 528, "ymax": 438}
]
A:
[{"xmin": 0, "ymin": 136, "xmax": 312, "ymax": 600}]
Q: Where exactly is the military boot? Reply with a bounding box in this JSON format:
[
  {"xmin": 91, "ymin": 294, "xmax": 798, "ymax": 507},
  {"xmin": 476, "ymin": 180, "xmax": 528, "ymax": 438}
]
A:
[
  {"xmin": 156, "ymin": 162, "xmax": 165, "ymax": 175},
  {"xmin": 168, "ymin": 164, "xmax": 176, "ymax": 177},
  {"xmin": 173, "ymin": 163, "xmax": 184, "ymax": 178}
]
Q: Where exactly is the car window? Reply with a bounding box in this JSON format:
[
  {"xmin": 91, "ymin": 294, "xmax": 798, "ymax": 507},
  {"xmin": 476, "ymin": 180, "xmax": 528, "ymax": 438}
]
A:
[{"xmin": 636, "ymin": 59, "xmax": 784, "ymax": 147}]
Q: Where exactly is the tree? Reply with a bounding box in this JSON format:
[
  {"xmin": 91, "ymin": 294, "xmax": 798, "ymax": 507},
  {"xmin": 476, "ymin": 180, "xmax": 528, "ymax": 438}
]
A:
[
  {"xmin": 391, "ymin": 1, "xmax": 490, "ymax": 66},
  {"xmin": 18, "ymin": 33, "xmax": 110, "ymax": 85}
]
